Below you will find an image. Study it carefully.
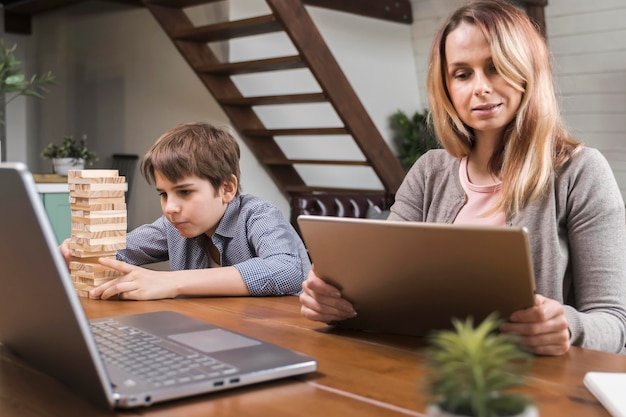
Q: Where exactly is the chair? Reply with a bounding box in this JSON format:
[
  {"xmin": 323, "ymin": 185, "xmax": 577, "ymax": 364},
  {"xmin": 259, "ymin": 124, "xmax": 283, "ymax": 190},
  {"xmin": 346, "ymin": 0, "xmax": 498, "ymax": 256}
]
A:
[{"xmin": 112, "ymin": 153, "xmax": 139, "ymax": 200}]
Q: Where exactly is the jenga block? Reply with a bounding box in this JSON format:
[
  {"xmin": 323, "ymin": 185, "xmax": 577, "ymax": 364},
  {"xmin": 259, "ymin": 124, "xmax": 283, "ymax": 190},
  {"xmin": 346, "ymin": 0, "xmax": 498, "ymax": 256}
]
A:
[
  {"xmin": 70, "ymin": 241, "xmax": 127, "ymax": 253},
  {"xmin": 73, "ymin": 276, "xmax": 118, "ymax": 286},
  {"xmin": 69, "ymin": 230, "xmax": 126, "ymax": 239},
  {"xmin": 69, "ymin": 183, "xmax": 126, "ymax": 191},
  {"xmin": 67, "ymin": 176, "xmax": 126, "ymax": 185},
  {"xmin": 71, "ymin": 235, "xmax": 126, "ymax": 246},
  {"xmin": 67, "ymin": 255, "xmax": 116, "ymax": 264},
  {"xmin": 72, "ymin": 223, "xmax": 128, "ymax": 233},
  {"xmin": 71, "ymin": 230, "xmax": 126, "ymax": 239},
  {"xmin": 73, "ymin": 282, "xmax": 99, "ymax": 299},
  {"xmin": 69, "ymin": 190, "xmax": 125, "ymax": 198},
  {"xmin": 69, "ymin": 261, "xmax": 111, "ymax": 272},
  {"xmin": 68, "ymin": 169, "xmax": 119, "ymax": 178},
  {"xmin": 70, "ymin": 248, "xmax": 119, "ymax": 258},
  {"xmin": 70, "ymin": 202, "xmax": 126, "ymax": 211},
  {"xmin": 71, "ymin": 209, "xmax": 127, "ymax": 218},
  {"xmin": 70, "ymin": 196, "xmax": 126, "ymax": 204},
  {"xmin": 71, "ymin": 215, "xmax": 127, "ymax": 225}
]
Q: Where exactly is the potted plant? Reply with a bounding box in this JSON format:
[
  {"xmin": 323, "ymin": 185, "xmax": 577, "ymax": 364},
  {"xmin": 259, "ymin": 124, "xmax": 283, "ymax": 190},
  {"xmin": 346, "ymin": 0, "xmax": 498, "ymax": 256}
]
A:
[
  {"xmin": 390, "ymin": 109, "xmax": 440, "ymax": 171},
  {"xmin": 0, "ymin": 40, "xmax": 55, "ymax": 125},
  {"xmin": 422, "ymin": 314, "xmax": 537, "ymax": 417},
  {"xmin": 40, "ymin": 135, "xmax": 98, "ymax": 175},
  {"xmin": 1, "ymin": 40, "xmax": 56, "ymax": 162}
]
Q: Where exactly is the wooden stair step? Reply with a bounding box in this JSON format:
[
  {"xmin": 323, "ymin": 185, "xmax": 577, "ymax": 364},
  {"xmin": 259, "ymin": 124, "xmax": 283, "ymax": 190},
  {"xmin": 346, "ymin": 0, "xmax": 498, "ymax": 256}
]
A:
[
  {"xmin": 146, "ymin": 0, "xmax": 223, "ymax": 8},
  {"xmin": 173, "ymin": 15, "xmax": 282, "ymax": 43},
  {"xmin": 242, "ymin": 127, "xmax": 347, "ymax": 136},
  {"xmin": 196, "ymin": 55, "xmax": 305, "ymax": 75},
  {"xmin": 263, "ymin": 158, "xmax": 370, "ymax": 166},
  {"xmin": 220, "ymin": 93, "xmax": 327, "ymax": 106},
  {"xmin": 285, "ymin": 185, "xmax": 388, "ymax": 194}
]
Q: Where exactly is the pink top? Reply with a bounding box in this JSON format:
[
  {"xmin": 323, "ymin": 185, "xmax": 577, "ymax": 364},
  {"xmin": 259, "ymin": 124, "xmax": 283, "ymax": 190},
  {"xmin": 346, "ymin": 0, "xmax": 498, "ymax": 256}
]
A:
[{"xmin": 453, "ymin": 157, "xmax": 506, "ymax": 226}]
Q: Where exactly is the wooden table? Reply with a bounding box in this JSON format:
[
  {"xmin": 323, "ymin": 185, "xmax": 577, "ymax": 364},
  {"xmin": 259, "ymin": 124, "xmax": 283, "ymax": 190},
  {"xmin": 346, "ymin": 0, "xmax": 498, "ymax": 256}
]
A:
[{"xmin": 1, "ymin": 296, "xmax": 624, "ymax": 416}]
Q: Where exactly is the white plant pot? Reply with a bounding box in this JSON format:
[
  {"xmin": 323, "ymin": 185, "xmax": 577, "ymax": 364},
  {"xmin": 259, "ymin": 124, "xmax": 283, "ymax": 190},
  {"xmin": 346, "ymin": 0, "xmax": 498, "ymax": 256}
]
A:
[
  {"xmin": 426, "ymin": 404, "xmax": 539, "ymax": 417},
  {"xmin": 53, "ymin": 158, "xmax": 84, "ymax": 176}
]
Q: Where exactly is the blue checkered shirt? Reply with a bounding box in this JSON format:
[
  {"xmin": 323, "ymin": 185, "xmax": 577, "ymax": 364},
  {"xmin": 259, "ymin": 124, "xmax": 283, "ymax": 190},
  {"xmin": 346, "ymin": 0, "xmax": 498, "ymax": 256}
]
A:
[{"xmin": 117, "ymin": 194, "xmax": 310, "ymax": 295}]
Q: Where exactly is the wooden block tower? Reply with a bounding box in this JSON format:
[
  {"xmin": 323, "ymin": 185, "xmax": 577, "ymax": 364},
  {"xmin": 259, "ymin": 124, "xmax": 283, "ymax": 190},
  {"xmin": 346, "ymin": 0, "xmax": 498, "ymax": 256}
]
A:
[{"xmin": 67, "ymin": 170, "xmax": 127, "ymax": 298}]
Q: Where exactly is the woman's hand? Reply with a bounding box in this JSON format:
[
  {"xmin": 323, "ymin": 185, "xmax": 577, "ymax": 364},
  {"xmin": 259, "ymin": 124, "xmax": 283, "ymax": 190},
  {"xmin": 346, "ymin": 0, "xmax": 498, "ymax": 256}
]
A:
[
  {"xmin": 500, "ymin": 294, "xmax": 571, "ymax": 356},
  {"xmin": 90, "ymin": 258, "xmax": 178, "ymax": 301},
  {"xmin": 299, "ymin": 265, "xmax": 357, "ymax": 323}
]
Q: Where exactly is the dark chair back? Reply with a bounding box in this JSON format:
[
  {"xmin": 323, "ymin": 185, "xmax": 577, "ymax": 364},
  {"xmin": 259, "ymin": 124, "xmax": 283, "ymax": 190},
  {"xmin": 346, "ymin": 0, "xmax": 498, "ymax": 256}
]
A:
[{"xmin": 112, "ymin": 153, "xmax": 139, "ymax": 200}]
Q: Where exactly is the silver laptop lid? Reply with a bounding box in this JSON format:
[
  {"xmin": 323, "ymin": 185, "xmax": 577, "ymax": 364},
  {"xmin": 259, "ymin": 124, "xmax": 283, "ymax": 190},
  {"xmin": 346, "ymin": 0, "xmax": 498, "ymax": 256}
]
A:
[
  {"xmin": 0, "ymin": 162, "xmax": 115, "ymax": 408},
  {"xmin": 0, "ymin": 163, "xmax": 317, "ymax": 409},
  {"xmin": 297, "ymin": 215, "xmax": 536, "ymax": 336}
]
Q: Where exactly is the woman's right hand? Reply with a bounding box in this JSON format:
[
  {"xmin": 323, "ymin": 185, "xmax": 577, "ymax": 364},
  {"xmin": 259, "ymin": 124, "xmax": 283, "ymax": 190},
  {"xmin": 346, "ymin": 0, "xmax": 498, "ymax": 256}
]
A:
[{"xmin": 300, "ymin": 265, "xmax": 357, "ymax": 323}]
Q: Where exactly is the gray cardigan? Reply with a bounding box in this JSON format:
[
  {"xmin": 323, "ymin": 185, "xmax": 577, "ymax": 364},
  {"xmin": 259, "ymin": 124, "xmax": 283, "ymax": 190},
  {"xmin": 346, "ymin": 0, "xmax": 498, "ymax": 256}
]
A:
[{"xmin": 389, "ymin": 148, "xmax": 626, "ymax": 353}]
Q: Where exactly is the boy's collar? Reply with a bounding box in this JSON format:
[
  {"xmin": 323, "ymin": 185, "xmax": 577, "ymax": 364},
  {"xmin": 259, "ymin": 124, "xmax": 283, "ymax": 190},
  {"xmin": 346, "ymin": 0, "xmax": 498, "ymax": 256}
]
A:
[{"xmin": 213, "ymin": 194, "xmax": 241, "ymax": 238}]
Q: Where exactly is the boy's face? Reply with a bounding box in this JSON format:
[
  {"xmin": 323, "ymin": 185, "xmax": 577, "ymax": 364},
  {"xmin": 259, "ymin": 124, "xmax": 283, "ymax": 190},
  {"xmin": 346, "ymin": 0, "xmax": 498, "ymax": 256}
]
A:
[{"xmin": 154, "ymin": 171, "xmax": 236, "ymax": 238}]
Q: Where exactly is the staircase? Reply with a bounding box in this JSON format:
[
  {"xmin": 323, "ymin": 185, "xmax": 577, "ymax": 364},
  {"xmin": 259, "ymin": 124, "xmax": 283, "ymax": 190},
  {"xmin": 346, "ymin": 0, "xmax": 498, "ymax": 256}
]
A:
[{"xmin": 142, "ymin": 0, "xmax": 408, "ymax": 197}]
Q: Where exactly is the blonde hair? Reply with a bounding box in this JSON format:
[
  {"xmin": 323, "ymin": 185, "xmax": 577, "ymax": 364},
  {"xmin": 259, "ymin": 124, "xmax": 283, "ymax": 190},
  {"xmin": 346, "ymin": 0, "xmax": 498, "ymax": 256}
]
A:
[{"xmin": 427, "ymin": 0, "xmax": 580, "ymax": 215}]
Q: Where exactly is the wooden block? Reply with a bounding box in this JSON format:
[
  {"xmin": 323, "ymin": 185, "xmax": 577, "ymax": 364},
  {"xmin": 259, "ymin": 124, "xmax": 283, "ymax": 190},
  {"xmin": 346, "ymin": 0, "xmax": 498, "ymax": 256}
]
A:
[
  {"xmin": 68, "ymin": 169, "xmax": 119, "ymax": 178},
  {"xmin": 71, "ymin": 230, "xmax": 126, "ymax": 239},
  {"xmin": 70, "ymin": 202, "xmax": 126, "ymax": 211},
  {"xmin": 71, "ymin": 209, "xmax": 127, "ymax": 218},
  {"xmin": 69, "ymin": 230, "xmax": 126, "ymax": 239},
  {"xmin": 70, "ymin": 196, "xmax": 126, "ymax": 204},
  {"xmin": 67, "ymin": 176, "xmax": 126, "ymax": 185},
  {"xmin": 70, "ymin": 241, "xmax": 126, "ymax": 253},
  {"xmin": 72, "ymin": 223, "xmax": 128, "ymax": 233},
  {"xmin": 71, "ymin": 235, "xmax": 126, "ymax": 246},
  {"xmin": 69, "ymin": 247, "xmax": 119, "ymax": 258},
  {"xmin": 73, "ymin": 282, "xmax": 99, "ymax": 299},
  {"xmin": 69, "ymin": 183, "xmax": 126, "ymax": 191},
  {"xmin": 74, "ymin": 276, "xmax": 118, "ymax": 286},
  {"xmin": 69, "ymin": 261, "xmax": 107, "ymax": 272},
  {"xmin": 67, "ymin": 255, "xmax": 116, "ymax": 264},
  {"xmin": 69, "ymin": 190, "xmax": 125, "ymax": 198},
  {"xmin": 71, "ymin": 215, "xmax": 127, "ymax": 225}
]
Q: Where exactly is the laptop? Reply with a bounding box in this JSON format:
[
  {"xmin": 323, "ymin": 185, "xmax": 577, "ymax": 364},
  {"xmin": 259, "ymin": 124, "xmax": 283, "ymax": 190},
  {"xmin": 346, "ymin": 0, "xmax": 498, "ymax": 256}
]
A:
[
  {"xmin": 297, "ymin": 215, "xmax": 536, "ymax": 336},
  {"xmin": 0, "ymin": 162, "xmax": 317, "ymax": 409}
]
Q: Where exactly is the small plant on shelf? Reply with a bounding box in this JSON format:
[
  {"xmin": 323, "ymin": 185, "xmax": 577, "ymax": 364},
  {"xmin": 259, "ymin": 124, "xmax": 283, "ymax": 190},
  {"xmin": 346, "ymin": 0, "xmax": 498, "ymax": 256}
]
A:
[
  {"xmin": 40, "ymin": 135, "xmax": 98, "ymax": 175},
  {"xmin": 422, "ymin": 314, "xmax": 537, "ymax": 417}
]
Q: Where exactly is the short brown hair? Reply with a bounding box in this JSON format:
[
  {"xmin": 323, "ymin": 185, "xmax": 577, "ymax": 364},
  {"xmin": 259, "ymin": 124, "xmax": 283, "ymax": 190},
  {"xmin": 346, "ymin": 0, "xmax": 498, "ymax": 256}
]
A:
[{"xmin": 141, "ymin": 122, "xmax": 241, "ymax": 194}]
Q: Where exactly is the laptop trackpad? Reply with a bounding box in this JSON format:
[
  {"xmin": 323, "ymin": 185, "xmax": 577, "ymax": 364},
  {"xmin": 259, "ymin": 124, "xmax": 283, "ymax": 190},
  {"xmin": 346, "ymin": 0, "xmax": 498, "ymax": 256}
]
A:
[{"xmin": 169, "ymin": 329, "xmax": 261, "ymax": 354}]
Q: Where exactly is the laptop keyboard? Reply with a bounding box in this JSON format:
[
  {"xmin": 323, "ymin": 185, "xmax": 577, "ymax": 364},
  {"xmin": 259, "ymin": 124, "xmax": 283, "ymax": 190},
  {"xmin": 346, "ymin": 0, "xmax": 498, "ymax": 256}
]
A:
[{"xmin": 91, "ymin": 319, "xmax": 238, "ymax": 388}]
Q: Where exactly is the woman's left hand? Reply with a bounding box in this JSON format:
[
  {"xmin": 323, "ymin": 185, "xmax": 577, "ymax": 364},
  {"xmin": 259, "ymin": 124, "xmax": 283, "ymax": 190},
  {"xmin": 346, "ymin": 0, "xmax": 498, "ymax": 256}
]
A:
[{"xmin": 500, "ymin": 294, "xmax": 570, "ymax": 356}]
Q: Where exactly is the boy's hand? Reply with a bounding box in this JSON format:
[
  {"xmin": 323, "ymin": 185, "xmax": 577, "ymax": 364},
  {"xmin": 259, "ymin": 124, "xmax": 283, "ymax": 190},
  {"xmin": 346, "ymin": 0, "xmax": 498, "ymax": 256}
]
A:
[
  {"xmin": 59, "ymin": 238, "xmax": 72, "ymax": 268},
  {"xmin": 90, "ymin": 258, "xmax": 177, "ymax": 300}
]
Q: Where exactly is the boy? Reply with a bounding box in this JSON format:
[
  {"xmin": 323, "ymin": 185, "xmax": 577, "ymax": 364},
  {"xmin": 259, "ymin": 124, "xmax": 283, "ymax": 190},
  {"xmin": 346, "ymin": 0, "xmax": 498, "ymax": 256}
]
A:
[{"xmin": 62, "ymin": 122, "xmax": 311, "ymax": 300}]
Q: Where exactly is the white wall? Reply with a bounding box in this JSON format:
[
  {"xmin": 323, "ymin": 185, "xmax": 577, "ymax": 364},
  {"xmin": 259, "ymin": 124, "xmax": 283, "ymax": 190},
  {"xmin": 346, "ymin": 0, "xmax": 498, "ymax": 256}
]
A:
[
  {"xmin": 545, "ymin": 0, "xmax": 626, "ymax": 198},
  {"xmin": 7, "ymin": 0, "xmax": 420, "ymax": 229},
  {"xmin": 8, "ymin": 0, "xmax": 626, "ymax": 227},
  {"xmin": 3, "ymin": 32, "xmax": 37, "ymax": 164},
  {"xmin": 229, "ymin": 1, "xmax": 420, "ymax": 190}
]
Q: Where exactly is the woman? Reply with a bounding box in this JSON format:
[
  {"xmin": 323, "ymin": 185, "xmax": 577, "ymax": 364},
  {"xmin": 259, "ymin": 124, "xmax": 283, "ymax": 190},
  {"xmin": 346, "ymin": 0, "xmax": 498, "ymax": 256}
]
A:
[{"xmin": 299, "ymin": 0, "xmax": 626, "ymax": 356}]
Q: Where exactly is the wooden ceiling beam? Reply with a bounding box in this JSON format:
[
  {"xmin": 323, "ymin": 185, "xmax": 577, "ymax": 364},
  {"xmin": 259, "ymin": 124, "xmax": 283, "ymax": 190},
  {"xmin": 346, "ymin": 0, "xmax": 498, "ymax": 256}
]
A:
[
  {"xmin": 303, "ymin": 0, "xmax": 413, "ymax": 24},
  {"xmin": 2, "ymin": 0, "xmax": 143, "ymax": 34}
]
